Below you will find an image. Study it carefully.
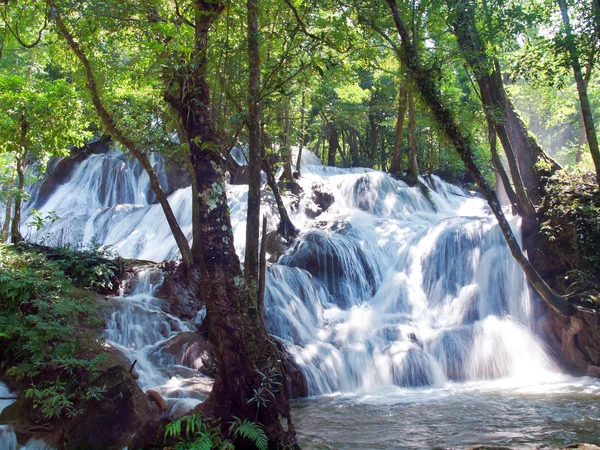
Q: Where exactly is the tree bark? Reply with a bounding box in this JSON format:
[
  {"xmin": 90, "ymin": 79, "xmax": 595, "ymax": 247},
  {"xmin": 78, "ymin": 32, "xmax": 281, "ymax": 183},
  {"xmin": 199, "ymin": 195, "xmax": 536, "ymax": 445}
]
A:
[
  {"xmin": 280, "ymin": 99, "xmax": 294, "ymax": 181},
  {"xmin": 407, "ymin": 91, "xmax": 419, "ymax": 181},
  {"xmin": 52, "ymin": 7, "xmax": 194, "ymax": 273},
  {"xmin": 295, "ymin": 91, "xmax": 306, "ymax": 175},
  {"xmin": 11, "ymin": 138, "xmax": 27, "ymax": 244},
  {"xmin": 348, "ymin": 128, "xmax": 360, "ymax": 167},
  {"xmin": 2, "ymin": 193, "xmax": 13, "ymax": 243},
  {"xmin": 327, "ymin": 121, "xmax": 338, "ymax": 166},
  {"xmin": 488, "ymin": 119, "xmax": 519, "ymax": 213},
  {"xmin": 264, "ymin": 159, "xmax": 298, "ymax": 242},
  {"xmin": 452, "ymin": 1, "xmax": 560, "ymax": 206},
  {"xmin": 369, "ymin": 113, "xmax": 378, "ymax": 168},
  {"xmin": 558, "ymin": 0, "xmax": 600, "ymax": 185},
  {"xmin": 165, "ymin": 1, "xmax": 298, "ymax": 446},
  {"xmin": 258, "ymin": 214, "xmax": 267, "ymax": 323},
  {"xmin": 390, "ymin": 84, "xmax": 408, "ymax": 174},
  {"xmin": 386, "ymin": 0, "xmax": 573, "ymax": 317},
  {"xmin": 245, "ymin": 0, "xmax": 262, "ymax": 295}
]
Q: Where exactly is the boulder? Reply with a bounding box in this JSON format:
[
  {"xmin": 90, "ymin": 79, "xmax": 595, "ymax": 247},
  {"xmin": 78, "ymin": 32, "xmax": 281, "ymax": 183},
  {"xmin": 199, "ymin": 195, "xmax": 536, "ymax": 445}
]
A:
[
  {"xmin": 273, "ymin": 339, "xmax": 308, "ymax": 399},
  {"xmin": 157, "ymin": 331, "xmax": 216, "ymax": 377},
  {"xmin": 64, "ymin": 365, "xmax": 157, "ymax": 450},
  {"xmin": 156, "ymin": 261, "xmax": 204, "ymax": 320}
]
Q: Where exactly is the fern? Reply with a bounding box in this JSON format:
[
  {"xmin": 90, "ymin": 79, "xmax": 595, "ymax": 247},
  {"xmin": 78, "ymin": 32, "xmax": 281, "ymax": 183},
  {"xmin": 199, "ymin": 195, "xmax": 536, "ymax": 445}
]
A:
[{"xmin": 230, "ymin": 417, "xmax": 268, "ymax": 450}]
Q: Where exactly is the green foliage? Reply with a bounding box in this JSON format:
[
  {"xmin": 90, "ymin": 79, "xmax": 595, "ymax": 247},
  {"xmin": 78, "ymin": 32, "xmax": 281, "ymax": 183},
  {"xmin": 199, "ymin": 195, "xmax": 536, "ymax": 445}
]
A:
[
  {"xmin": 163, "ymin": 413, "xmax": 267, "ymax": 450},
  {"xmin": 247, "ymin": 367, "xmax": 282, "ymax": 420},
  {"xmin": 541, "ymin": 170, "xmax": 600, "ymax": 295},
  {"xmin": 0, "ymin": 244, "xmax": 107, "ymax": 419},
  {"xmin": 229, "ymin": 417, "xmax": 268, "ymax": 450},
  {"xmin": 44, "ymin": 244, "xmax": 121, "ymax": 294}
]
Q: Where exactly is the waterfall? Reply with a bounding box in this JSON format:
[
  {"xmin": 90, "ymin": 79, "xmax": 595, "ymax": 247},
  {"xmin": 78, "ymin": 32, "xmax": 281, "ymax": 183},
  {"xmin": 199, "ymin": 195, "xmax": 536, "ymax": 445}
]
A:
[{"xmin": 18, "ymin": 148, "xmax": 562, "ymax": 399}]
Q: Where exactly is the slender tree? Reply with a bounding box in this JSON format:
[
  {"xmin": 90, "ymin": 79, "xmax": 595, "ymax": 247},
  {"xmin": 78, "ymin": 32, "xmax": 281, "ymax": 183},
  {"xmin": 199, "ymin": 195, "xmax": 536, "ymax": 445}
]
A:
[
  {"xmin": 558, "ymin": 0, "xmax": 600, "ymax": 185},
  {"xmin": 245, "ymin": 0, "xmax": 262, "ymax": 294},
  {"xmin": 385, "ymin": 0, "xmax": 573, "ymax": 317}
]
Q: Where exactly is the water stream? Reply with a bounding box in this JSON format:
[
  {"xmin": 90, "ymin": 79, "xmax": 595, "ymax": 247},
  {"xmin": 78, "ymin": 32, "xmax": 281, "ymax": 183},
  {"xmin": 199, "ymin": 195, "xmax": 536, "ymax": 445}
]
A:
[{"xmin": 4, "ymin": 148, "xmax": 600, "ymax": 448}]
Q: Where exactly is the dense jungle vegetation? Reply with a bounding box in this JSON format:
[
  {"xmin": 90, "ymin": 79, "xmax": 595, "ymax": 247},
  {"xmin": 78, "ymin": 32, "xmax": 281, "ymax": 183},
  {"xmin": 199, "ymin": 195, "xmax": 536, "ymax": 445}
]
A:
[{"xmin": 1, "ymin": 0, "xmax": 600, "ymax": 448}]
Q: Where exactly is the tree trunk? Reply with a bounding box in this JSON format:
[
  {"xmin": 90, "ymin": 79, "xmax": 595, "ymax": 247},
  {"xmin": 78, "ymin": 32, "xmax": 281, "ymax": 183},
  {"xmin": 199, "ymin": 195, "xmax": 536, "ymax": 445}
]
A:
[
  {"xmin": 166, "ymin": 1, "xmax": 298, "ymax": 447},
  {"xmin": 264, "ymin": 159, "xmax": 298, "ymax": 242},
  {"xmin": 386, "ymin": 0, "xmax": 573, "ymax": 317},
  {"xmin": 295, "ymin": 91, "xmax": 306, "ymax": 175},
  {"xmin": 558, "ymin": 0, "xmax": 600, "ymax": 185},
  {"xmin": 245, "ymin": 0, "xmax": 262, "ymax": 295},
  {"xmin": 339, "ymin": 125, "xmax": 349, "ymax": 167},
  {"xmin": 489, "ymin": 119, "xmax": 519, "ymax": 213},
  {"xmin": 2, "ymin": 194, "xmax": 13, "ymax": 243},
  {"xmin": 407, "ymin": 91, "xmax": 419, "ymax": 181},
  {"xmin": 53, "ymin": 7, "xmax": 194, "ymax": 273},
  {"xmin": 369, "ymin": 113, "xmax": 378, "ymax": 168},
  {"xmin": 390, "ymin": 85, "xmax": 408, "ymax": 174},
  {"xmin": 327, "ymin": 121, "xmax": 338, "ymax": 166},
  {"xmin": 258, "ymin": 215, "xmax": 267, "ymax": 323},
  {"xmin": 577, "ymin": 107, "xmax": 586, "ymax": 164},
  {"xmin": 348, "ymin": 128, "xmax": 360, "ymax": 167},
  {"xmin": 280, "ymin": 99, "xmax": 294, "ymax": 181},
  {"xmin": 452, "ymin": 1, "xmax": 560, "ymax": 206},
  {"xmin": 11, "ymin": 144, "xmax": 27, "ymax": 245}
]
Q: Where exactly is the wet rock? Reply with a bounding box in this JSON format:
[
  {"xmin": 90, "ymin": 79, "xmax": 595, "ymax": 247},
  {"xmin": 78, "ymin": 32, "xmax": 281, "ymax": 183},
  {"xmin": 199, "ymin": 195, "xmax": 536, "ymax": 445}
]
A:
[
  {"xmin": 157, "ymin": 331, "xmax": 216, "ymax": 377},
  {"xmin": 467, "ymin": 447, "xmax": 514, "ymax": 450},
  {"xmin": 265, "ymin": 229, "xmax": 291, "ymax": 263},
  {"xmin": 274, "ymin": 339, "xmax": 308, "ymax": 399},
  {"xmin": 565, "ymin": 445, "xmax": 600, "ymax": 450},
  {"xmin": 305, "ymin": 182, "xmax": 334, "ymax": 218},
  {"xmin": 65, "ymin": 365, "xmax": 157, "ymax": 450},
  {"xmin": 541, "ymin": 308, "xmax": 600, "ymax": 377},
  {"xmin": 156, "ymin": 261, "xmax": 204, "ymax": 320}
]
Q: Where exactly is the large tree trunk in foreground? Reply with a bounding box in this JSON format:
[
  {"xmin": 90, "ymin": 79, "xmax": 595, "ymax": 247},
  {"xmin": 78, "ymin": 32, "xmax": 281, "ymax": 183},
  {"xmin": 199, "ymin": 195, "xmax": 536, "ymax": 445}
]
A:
[
  {"xmin": 53, "ymin": 7, "xmax": 194, "ymax": 273},
  {"xmin": 386, "ymin": 0, "xmax": 573, "ymax": 317},
  {"xmin": 558, "ymin": 0, "xmax": 600, "ymax": 186},
  {"xmin": 166, "ymin": 1, "xmax": 298, "ymax": 446},
  {"xmin": 245, "ymin": 0, "xmax": 262, "ymax": 295}
]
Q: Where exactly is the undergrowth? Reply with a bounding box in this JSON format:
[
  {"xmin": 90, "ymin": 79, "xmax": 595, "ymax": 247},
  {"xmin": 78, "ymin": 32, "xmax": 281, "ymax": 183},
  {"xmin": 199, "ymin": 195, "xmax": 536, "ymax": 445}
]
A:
[
  {"xmin": 0, "ymin": 243, "xmax": 108, "ymax": 420},
  {"xmin": 540, "ymin": 170, "xmax": 600, "ymax": 301},
  {"xmin": 163, "ymin": 413, "xmax": 268, "ymax": 450}
]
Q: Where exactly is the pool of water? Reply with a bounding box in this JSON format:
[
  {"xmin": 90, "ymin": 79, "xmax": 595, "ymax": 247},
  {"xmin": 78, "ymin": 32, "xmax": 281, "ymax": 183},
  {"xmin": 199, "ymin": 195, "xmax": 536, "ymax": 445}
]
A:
[{"xmin": 292, "ymin": 377, "xmax": 600, "ymax": 449}]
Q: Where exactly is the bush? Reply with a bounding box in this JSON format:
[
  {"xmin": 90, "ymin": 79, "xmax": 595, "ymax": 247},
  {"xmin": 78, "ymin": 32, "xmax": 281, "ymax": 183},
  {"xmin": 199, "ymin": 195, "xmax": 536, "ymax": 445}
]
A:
[
  {"xmin": 0, "ymin": 244, "xmax": 107, "ymax": 420},
  {"xmin": 540, "ymin": 170, "xmax": 600, "ymax": 296}
]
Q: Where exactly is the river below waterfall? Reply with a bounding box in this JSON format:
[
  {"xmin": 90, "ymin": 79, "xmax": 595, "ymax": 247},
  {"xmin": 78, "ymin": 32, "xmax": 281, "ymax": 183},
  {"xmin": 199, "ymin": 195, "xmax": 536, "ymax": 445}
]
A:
[
  {"xmin": 293, "ymin": 383, "xmax": 600, "ymax": 449},
  {"xmin": 4, "ymin": 147, "xmax": 600, "ymax": 448}
]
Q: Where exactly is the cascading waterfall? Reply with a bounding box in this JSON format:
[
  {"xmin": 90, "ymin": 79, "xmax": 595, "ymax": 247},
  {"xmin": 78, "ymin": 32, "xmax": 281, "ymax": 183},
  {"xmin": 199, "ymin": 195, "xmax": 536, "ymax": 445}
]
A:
[
  {"xmin": 6, "ymin": 147, "xmax": 600, "ymax": 448},
  {"xmin": 19, "ymin": 148, "xmax": 558, "ymax": 392}
]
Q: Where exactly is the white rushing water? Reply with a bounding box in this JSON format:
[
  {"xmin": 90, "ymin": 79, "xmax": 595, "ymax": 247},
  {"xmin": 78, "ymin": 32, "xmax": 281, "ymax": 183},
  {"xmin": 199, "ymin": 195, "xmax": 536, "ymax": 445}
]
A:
[
  {"xmin": 8, "ymin": 147, "xmax": 600, "ymax": 447},
  {"xmin": 17, "ymin": 148, "xmax": 564, "ymax": 395}
]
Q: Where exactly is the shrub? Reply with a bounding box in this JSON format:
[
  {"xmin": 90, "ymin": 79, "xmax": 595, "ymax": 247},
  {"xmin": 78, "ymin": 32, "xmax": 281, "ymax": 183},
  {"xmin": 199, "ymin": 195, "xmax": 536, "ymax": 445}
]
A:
[{"xmin": 0, "ymin": 244, "xmax": 107, "ymax": 419}]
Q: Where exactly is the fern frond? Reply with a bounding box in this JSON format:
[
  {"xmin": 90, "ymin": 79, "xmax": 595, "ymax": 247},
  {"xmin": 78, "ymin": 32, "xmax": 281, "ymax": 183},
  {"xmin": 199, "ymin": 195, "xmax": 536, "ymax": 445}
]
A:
[{"xmin": 231, "ymin": 419, "xmax": 268, "ymax": 450}]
